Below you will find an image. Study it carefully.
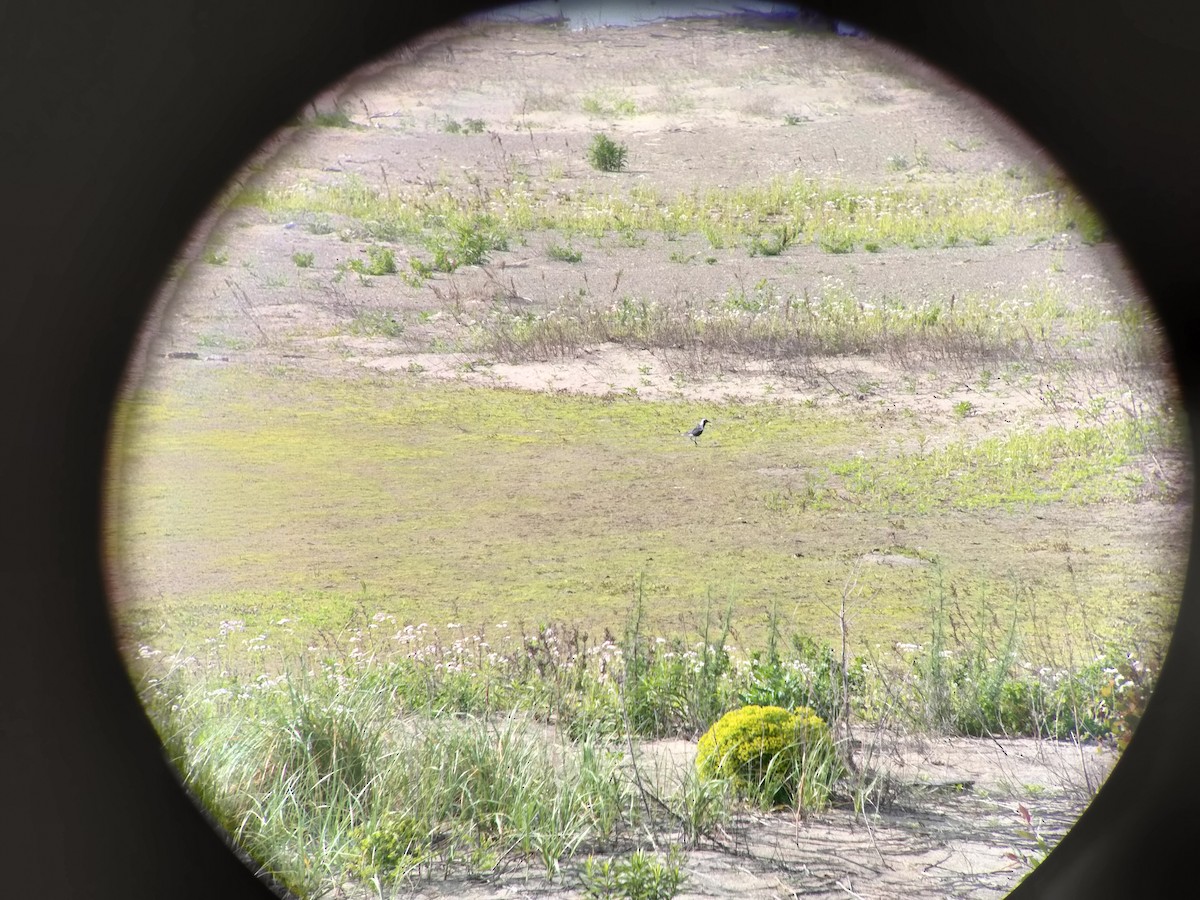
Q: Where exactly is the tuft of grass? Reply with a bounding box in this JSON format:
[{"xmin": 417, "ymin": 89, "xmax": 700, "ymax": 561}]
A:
[
  {"xmin": 547, "ymin": 242, "xmax": 584, "ymax": 263},
  {"xmin": 588, "ymin": 133, "xmax": 629, "ymax": 173},
  {"xmin": 311, "ymin": 106, "xmax": 355, "ymax": 128},
  {"xmin": 819, "ymin": 234, "xmax": 855, "ymax": 254},
  {"xmin": 291, "ymin": 251, "xmax": 314, "ymax": 268},
  {"xmin": 425, "ymin": 214, "xmax": 508, "ymax": 271},
  {"xmin": 748, "ymin": 226, "xmax": 797, "ymax": 257},
  {"xmin": 443, "ymin": 117, "xmax": 486, "ymax": 134}
]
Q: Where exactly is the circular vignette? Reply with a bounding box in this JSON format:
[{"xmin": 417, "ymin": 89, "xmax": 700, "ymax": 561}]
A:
[{"xmin": 1, "ymin": 3, "xmax": 1197, "ymax": 900}]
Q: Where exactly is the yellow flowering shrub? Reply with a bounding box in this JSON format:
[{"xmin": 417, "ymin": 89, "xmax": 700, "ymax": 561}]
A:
[{"xmin": 695, "ymin": 704, "xmax": 841, "ymax": 809}]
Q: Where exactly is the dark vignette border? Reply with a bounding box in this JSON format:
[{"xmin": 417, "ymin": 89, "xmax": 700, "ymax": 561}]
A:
[{"xmin": 0, "ymin": 2, "xmax": 1196, "ymax": 898}]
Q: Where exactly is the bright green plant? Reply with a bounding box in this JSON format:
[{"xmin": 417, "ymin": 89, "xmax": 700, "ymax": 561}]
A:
[
  {"xmin": 581, "ymin": 90, "xmax": 638, "ymax": 118},
  {"xmin": 343, "ymin": 814, "xmax": 428, "ymax": 882},
  {"xmin": 365, "ymin": 245, "xmax": 397, "ymax": 275},
  {"xmin": 426, "ymin": 214, "xmax": 508, "ymax": 271},
  {"xmin": 588, "ymin": 133, "xmax": 628, "ymax": 172},
  {"xmin": 696, "ymin": 705, "xmax": 843, "ymax": 810},
  {"xmin": 291, "ymin": 251, "xmax": 315, "ymax": 268},
  {"xmin": 581, "ymin": 847, "xmax": 687, "ymax": 900},
  {"xmin": 738, "ymin": 635, "xmax": 863, "ymax": 725}
]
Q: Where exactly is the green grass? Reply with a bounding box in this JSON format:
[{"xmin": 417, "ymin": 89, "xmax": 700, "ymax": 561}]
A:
[
  {"xmin": 108, "ymin": 366, "xmax": 1178, "ymax": 663},
  {"xmin": 234, "ymin": 170, "xmax": 1088, "ymax": 256},
  {"xmin": 146, "ymin": 661, "xmax": 633, "ymax": 895},
  {"xmin": 817, "ymin": 416, "xmax": 1170, "ymax": 514},
  {"xmin": 202, "ymin": 246, "xmax": 229, "ymax": 266},
  {"xmin": 133, "ymin": 583, "xmax": 1158, "ymax": 895},
  {"xmin": 443, "ymin": 117, "xmax": 486, "ymax": 134}
]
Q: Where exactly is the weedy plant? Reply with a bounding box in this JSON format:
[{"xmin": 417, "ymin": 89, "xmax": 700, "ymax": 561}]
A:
[
  {"xmin": 1004, "ymin": 803, "xmax": 1050, "ymax": 869},
  {"xmin": 291, "ymin": 251, "xmax": 315, "ymax": 268},
  {"xmin": 588, "ymin": 133, "xmax": 629, "ymax": 173},
  {"xmin": 347, "ymin": 310, "xmax": 404, "ymax": 337},
  {"xmin": 547, "ymin": 242, "xmax": 584, "ymax": 263},
  {"xmin": 581, "ymin": 847, "xmax": 687, "ymax": 900},
  {"xmin": 364, "ymin": 245, "xmax": 396, "ymax": 275}
]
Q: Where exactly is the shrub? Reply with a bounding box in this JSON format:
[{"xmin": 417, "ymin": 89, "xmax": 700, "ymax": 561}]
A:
[
  {"xmin": 343, "ymin": 814, "xmax": 428, "ymax": 881},
  {"xmin": 696, "ymin": 704, "xmax": 842, "ymax": 810},
  {"xmin": 426, "ymin": 215, "xmax": 508, "ymax": 272},
  {"xmin": 365, "ymin": 245, "xmax": 397, "ymax": 275},
  {"xmin": 588, "ymin": 133, "xmax": 628, "ymax": 172},
  {"xmin": 291, "ymin": 251, "xmax": 315, "ymax": 268}
]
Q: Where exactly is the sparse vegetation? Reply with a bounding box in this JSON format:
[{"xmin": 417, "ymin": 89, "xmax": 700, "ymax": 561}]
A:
[
  {"xmin": 547, "ymin": 242, "xmax": 584, "ymax": 263},
  {"xmin": 311, "ymin": 105, "xmax": 355, "ymax": 128},
  {"xmin": 582, "ymin": 847, "xmax": 687, "ymax": 900},
  {"xmin": 346, "ymin": 309, "xmax": 404, "ymax": 337},
  {"xmin": 582, "ymin": 90, "xmax": 638, "ymax": 118},
  {"xmin": 291, "ymin": 251, "xmax": 315, "ymax": 268},
  {"xmin": 443, "ymin": 117, "xmax": 487, "ymax": 134},
  {"xmin": 237, "ymin": 167, "xmax": 1095, "ymax": 260}
]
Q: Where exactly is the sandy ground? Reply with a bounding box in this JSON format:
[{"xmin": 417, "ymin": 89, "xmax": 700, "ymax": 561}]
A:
[{"xmin": 115, "ymin": 13, "xmax": 1176, "ymax": 900}]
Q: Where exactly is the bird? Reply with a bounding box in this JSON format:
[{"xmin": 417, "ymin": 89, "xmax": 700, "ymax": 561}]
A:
[{"xmin": 685, "ymin": 418, "xmax": 710, "ymax": 445}]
